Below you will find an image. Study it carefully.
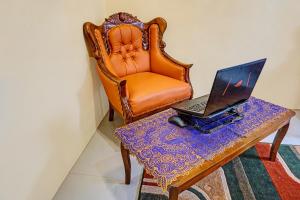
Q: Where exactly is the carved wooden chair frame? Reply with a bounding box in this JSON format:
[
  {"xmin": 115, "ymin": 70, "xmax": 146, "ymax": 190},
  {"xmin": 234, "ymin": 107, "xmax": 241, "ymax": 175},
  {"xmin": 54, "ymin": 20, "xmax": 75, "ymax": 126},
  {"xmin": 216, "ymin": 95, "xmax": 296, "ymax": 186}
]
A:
[{"xmin": 83, "ymin": 12, "xmax": 193, "ymax": 124}]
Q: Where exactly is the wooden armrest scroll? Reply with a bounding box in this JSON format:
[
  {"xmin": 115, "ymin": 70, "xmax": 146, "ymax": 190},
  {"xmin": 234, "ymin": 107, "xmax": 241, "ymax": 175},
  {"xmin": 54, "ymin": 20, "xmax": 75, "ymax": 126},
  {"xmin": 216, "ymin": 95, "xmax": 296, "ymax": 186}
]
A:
[{"xmin": 97, "ymin": 61, "xmax": 133, "ymax": 121}]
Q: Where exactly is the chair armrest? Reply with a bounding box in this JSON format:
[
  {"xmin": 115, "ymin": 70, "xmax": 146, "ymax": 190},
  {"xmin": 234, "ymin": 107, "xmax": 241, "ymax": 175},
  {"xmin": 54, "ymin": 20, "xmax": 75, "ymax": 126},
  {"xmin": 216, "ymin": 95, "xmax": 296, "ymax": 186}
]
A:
[
  {"xmin": 161, "ymin": 43, "xmax": 193, "ymax": 70},
  {"xmin": 96, "ymin": 61, "xmax": 133, "ymax": 120},
  {"xmin": 149, "ymin": 23, "xmax": 192, "ymax": 82}
]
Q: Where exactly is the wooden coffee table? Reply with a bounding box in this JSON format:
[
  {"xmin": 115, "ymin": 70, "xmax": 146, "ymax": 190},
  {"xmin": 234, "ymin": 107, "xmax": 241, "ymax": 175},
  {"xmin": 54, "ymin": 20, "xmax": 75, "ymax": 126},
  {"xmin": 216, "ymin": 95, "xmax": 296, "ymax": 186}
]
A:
[{"xmin": 117, "ymin": 100, "xmax": 295, "ymax": 200}]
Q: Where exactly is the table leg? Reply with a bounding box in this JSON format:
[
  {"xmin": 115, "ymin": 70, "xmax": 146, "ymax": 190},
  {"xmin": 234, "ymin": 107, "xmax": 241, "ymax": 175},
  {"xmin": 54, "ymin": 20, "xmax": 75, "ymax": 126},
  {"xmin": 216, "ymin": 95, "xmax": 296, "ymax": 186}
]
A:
[
  {"xmin": 169, "ymin": 186, "xmax": 179, "ymax": 200},
  {"xmin": 120, "ymin": 142, "xmax": 131, "ymax": 184},
  {"xmin": 269, "ymin": 122, "xmax": 290, "ymax": 161}
]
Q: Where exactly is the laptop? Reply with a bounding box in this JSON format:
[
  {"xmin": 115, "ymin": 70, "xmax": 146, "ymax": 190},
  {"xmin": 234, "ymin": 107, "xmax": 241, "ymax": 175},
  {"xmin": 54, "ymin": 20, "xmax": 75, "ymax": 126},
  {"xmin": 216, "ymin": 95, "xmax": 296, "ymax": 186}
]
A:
[{"xmin": 172, "ymin": 58, "xmax": 266, "ymax": 117}]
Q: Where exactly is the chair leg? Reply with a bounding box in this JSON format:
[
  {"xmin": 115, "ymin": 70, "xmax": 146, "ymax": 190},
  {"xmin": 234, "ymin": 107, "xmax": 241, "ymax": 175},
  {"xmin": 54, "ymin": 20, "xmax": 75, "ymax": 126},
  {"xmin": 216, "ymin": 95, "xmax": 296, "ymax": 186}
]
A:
[{"xmin": 109, "ymin": 103, "xmax": 114, "ymax": 121}]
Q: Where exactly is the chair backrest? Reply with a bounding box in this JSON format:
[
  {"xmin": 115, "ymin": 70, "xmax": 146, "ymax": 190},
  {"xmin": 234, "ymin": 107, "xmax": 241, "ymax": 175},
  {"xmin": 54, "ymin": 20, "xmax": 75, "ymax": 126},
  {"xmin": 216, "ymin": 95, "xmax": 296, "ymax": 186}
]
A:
[
  {"xmin": 107, "ymin": 24, "xmax": 150, "ymax": 77},
  {"xmin": 84, "ymin": 13, "xmax": 154, "ymax": 77}
]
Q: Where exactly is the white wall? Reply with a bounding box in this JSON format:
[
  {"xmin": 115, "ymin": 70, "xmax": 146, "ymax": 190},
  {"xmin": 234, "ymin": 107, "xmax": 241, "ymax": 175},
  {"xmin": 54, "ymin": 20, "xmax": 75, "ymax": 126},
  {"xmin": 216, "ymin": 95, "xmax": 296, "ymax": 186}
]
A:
[
  {"xmin": 107, "ymin": 0, "xmax": 300, "ymax": 109},
  {"xmin": 1, "ymin": 1, "xmax": 300, "ymax": 200},
  {"xmin": 0, "ymin": 0, "xmax": 107, "ymax": 199}
]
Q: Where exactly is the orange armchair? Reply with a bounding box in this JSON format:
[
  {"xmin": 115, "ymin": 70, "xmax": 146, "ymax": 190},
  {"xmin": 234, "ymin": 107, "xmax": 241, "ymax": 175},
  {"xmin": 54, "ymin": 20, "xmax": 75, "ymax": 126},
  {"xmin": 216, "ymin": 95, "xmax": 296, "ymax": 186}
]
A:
[{"xmin": 83, "ymin": 12, "xmax": 193, "ymax": 123}]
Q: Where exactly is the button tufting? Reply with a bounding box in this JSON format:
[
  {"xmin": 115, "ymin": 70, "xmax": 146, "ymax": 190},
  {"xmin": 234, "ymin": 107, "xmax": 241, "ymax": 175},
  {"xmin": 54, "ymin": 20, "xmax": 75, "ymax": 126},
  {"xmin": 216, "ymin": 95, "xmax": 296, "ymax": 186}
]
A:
[{"xmin": 107, "ymin": 24, "xmax": 151, "ymax": 76}]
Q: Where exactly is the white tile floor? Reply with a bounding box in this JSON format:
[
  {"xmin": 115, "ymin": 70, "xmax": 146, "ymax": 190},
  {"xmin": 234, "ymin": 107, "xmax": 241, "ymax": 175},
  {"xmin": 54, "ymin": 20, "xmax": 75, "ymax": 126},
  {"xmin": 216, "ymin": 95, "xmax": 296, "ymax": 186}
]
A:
[{"xmin": 53, "ymin": 110, "xmax": 300, "ymax": 200}]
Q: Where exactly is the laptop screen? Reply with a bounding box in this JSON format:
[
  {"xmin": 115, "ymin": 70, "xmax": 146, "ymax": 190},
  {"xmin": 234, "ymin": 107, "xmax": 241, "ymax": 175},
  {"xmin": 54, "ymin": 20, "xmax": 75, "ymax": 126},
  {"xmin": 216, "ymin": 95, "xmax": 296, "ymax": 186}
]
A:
[{"xmin": 204, "ymin": 59, "xmax": 266, "ymax": 116}]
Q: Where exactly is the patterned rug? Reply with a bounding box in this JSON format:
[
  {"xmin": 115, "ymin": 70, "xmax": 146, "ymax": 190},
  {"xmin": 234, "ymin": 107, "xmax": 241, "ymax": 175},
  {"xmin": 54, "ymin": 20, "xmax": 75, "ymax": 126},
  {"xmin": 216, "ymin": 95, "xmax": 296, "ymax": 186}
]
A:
[{"xmin": 138, "ymin": 143, "xmax": 300, "ymax": 200}]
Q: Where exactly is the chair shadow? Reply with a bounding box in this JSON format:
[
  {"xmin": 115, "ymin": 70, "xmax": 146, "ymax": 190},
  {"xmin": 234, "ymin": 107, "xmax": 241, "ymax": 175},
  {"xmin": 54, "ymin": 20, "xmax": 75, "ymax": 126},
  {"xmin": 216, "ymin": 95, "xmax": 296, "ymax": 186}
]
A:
[
  {"xmin": 97, "ymin": 112, "xmax": 124, "ymax": 149},
  {"xmin": 97, "ymin": 113, "xmax": 143, "ymax": 200}
]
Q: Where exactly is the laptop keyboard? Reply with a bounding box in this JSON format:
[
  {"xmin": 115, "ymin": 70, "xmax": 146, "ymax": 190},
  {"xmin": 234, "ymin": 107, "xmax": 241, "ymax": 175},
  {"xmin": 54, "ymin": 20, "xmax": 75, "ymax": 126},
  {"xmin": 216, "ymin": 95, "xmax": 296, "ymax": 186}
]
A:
[{"xmin": 186, "ymin": 101, "xmax": 207, "ymax": 112}]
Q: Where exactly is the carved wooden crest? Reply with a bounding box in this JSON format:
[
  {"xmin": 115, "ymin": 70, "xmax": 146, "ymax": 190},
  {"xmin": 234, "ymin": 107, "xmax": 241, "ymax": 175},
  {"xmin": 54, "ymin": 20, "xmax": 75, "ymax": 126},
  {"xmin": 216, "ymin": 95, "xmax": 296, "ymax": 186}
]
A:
[{"xmin": 102, "ymin": 12, "xmax": 149, "ymax": 51}]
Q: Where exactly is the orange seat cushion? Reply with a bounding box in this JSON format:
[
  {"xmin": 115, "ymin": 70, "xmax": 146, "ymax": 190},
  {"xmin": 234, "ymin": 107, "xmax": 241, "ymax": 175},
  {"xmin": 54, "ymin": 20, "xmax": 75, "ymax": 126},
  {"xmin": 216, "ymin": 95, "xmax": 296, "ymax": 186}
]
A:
[{"xmin": 123, "ymin": 72, "xmax": 191, "ymax": 116}]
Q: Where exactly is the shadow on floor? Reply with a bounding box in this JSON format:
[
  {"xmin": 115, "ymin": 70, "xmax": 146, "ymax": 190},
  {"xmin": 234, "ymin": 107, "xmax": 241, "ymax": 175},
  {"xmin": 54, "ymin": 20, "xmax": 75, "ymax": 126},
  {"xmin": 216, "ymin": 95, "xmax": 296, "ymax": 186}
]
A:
[{"xmin": 97, "ymin": 112, "xmax": 124, "ymax": 149}]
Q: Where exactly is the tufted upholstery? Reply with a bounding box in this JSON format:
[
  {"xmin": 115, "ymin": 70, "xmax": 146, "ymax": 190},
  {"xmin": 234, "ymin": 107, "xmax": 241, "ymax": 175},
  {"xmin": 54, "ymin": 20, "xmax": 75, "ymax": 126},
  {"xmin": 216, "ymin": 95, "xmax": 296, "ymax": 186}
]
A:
[
  {"xmin": 83, "ymin": 13, "xmax": 193, "ymax": 123},
  {"xmin": 108, "ymin": 24, "xmax": 150, "ymax": 77}
]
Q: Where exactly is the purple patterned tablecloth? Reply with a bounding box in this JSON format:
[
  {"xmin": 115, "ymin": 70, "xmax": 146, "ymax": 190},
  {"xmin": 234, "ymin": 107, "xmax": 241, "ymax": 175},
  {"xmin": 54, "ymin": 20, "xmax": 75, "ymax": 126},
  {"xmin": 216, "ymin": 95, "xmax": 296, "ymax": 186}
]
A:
[{"xmin": 114, "ymin": 97, "xmax": 289, "ymax": 190}]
